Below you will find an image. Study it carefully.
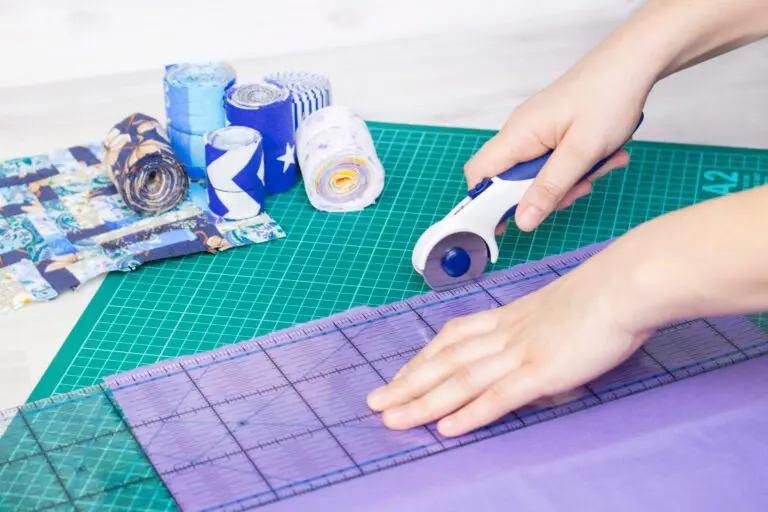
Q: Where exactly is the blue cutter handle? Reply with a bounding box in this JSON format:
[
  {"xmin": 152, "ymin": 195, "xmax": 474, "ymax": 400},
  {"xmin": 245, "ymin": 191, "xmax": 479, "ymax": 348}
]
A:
[{"xmin": 496, "ymin": 112, "xmax": 644, "ymax": 221}]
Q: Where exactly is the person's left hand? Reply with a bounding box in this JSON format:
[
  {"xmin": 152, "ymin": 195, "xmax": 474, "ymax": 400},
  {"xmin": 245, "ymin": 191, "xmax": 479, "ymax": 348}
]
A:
[{"xmin": 366, "ymin": 259, "xmax": 654, "ymax": 437}]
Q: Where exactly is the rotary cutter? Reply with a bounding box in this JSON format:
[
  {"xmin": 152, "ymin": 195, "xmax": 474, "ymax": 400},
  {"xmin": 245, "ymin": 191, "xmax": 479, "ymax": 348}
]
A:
[{"xmin": 413, "ymin": 113, "xmax": 645, "ymax": 291}]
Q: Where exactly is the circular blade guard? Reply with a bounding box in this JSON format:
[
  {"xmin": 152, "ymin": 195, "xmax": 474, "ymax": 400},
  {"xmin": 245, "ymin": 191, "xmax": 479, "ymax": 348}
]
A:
[{"xmin": 422, "ymin": 232, "xmax": 489, "ymax": 291}]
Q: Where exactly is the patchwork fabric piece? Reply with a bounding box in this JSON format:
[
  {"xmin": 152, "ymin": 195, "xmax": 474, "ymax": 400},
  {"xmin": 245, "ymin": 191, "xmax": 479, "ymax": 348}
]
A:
[
  {"xmin": 103, "ymin": 113, "xmax": 190, "ymax": 215},
  {"xmin": 0, "ymin": 144, "xmax": 285, "ymax": 313}
]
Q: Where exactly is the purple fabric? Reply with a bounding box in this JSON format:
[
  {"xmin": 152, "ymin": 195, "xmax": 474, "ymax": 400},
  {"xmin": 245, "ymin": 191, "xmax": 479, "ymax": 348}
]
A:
[
  {"xmin": 105, "ymin": 241, "xmax": 768, "ymax": 511},
  {"xmin": 262, "ymin": 356, "xmax": 768, "ymax": 512}
]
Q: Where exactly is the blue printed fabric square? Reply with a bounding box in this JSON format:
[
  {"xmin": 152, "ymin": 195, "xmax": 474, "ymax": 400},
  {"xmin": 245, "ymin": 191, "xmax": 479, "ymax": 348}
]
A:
[{"xmin": 0, "ymin": 144, "xmax": 285, "ymax": 313}]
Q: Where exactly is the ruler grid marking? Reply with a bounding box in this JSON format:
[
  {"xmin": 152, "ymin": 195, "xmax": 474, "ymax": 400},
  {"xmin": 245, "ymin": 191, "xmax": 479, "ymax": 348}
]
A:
[
  {"xmin": 179, "ymin": 366, "xmax": 280, "ymax": 503},
  {"xmin": 100, "ymin": 388, "xmax": 182, "ymax": 510},
  {"xmin": 639, "ymin": 346, "xmax": 675, "ymax": 377},
  {"xmin": 256, "ymin": 345, "xmax": 366, "ymax": 477},
  {"xmin": 332, "ymin": 320, "xmax": 447, "ymax": 448},
  {"xmin": 702, "ymin": 319, "xmax": 749, "ymax": 358},
  {"xmin": 17, "ymin": 411, "xmax": 80, "ymax": 512},
  {"xmin": 406, "ymin": 303, "xmax": 439, "ymax": 334}
]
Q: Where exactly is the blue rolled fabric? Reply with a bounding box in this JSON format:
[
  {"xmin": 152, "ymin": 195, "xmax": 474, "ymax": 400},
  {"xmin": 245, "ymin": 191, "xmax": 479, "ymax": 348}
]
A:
[
  {"xmin": 205, "ymin": 126, "xmax": 266, "ymax": 220},
  {"xmin": 265, "ymin": 72, "xmax": 332, "ymax": 133},
  {"xmin": 168, "ymin": 125, "xmax": 206, "ymax": 181},
  {"xmin": 225, "ymin": 82, "xmax": 296, "ymax": 195},
  {"xmin": 102, "ymin": 113, "xmax": 189, "ymax": 215},
  {"xmin": 164, "ymin": 62, "xmax": 236, "ymax": 181}
]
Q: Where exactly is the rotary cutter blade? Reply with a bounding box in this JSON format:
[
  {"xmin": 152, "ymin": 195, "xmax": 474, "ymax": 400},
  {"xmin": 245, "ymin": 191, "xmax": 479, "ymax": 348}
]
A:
[
  {"xmin": 413, "ymin": 113, "xmax": 645, "ymax": 291},
  {"xmin": 420, "ymin": 232, "xmax": 489, "ymax": 291}
]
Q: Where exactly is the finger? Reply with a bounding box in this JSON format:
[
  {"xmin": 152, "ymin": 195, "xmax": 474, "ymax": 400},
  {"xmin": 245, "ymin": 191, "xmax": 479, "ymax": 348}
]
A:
[
  {"xmin": 495, "ymin": 221, "xmax": 507, "ymax": 236},
  {"xmin": 382, "ymin": 345, "xmax": 526, "ymax": 430},
  {"xmin": 554, "ymin": 149, "xmax": 631, "ymax": 211},
  {"xmin": 392, "ymin": 309, "xmax": 501, "ymax": 381},
  {"xmin": 464, "ymin": 128, "xmax": 550, "ymax": 188},
  {"xmin": 586, "ymin": 149, "xmax": 630, "ymax": 183},
  {"xmin": 436, "ymin": 365, "xmax": 543, "ymax": 437},
  {"xmin": 555, "ymin": 181, "xmax": 592, "ymax": 211},
  {"xmin": 514, "ymin": 134, "xmax": 605, "ymax": 232},
  {"xmin": 368, "ymin": 332, "xmax": 507, "ymax": 412}
]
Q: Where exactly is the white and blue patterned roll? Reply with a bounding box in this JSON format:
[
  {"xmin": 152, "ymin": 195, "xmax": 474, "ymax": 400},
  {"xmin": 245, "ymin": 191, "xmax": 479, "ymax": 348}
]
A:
[
  {"xmin": 164, "ymin": 62, "xmax": 236, "ymax": 181},
  {"xmin": 225, "ymin": 82, "xmax": 297, "ymax": 195},
  {"xmin": 296, "ymin": 105, "xmax": 384, "ymax": 213},
  {"xmin": 205, "ymin": 126, "xmax": 266, "ymax": 220},
  {"xmin": 265, "ymin": 72, "xmax": 332, "ymax": 133}
]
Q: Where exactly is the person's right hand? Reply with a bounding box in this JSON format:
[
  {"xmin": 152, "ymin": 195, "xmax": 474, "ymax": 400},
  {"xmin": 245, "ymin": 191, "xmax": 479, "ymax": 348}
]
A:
[{"xmin": 465, "ymin": 54, "xmax": 651, "ymax": 234}]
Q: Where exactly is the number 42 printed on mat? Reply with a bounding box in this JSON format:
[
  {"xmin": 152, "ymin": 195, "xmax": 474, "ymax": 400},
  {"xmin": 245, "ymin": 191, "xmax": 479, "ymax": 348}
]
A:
[{"xmin": 701, "ymin": 170, "xmax": 740, "ymax": 196}]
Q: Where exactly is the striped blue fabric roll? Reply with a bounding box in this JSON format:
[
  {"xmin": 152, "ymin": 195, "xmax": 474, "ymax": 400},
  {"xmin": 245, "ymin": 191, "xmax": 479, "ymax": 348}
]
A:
[
  {"xmin": 205, "ymin": 126, "xmax": 266, "ymax": 220},
  {"xmin": 265, "ymin": 72, "xmax": 332, "ymax": 132},
  {"xmin": 164, "ymin": 62, "xmax": 236, "ymax": 181},
  {"xmin": 225, "ymin": 82, "xmax": 297, "ymax": 195},
  {"xmin": 168, "ymin": 125, "xmax": 206, "ymax": 181}
]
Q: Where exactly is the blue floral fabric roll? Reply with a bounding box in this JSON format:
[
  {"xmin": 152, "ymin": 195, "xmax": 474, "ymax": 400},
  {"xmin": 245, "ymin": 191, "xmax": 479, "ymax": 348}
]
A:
[{"xmin": 103, "ymin": 113, "xmax": 190, "ymax": 215}]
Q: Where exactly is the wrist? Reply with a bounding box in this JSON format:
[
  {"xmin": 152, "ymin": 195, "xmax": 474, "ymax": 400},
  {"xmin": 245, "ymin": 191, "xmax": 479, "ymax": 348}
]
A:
[
  {"xmin": 555, "ymin": 245, "xmax": 664, "ymax": 338},
  {"xmin": 577, "ymin": 235, "xmax": 684, "ymax": 335}
]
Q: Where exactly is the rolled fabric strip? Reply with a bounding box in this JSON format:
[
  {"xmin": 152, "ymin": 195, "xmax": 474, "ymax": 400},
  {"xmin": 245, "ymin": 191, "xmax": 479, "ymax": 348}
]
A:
[
  {"xmin": 102, "ymin": 113, "xmax": 189, "ymax": 215},
  {"xmin": 205, "ymin": 126, "xmax": 266, "ymax": 220},
  {"xmin": 164, "ymin": 62, "xmax": 236, "ymax": 134},
  {"xmin": 265, "ymin": 71, "xmax": 332, "ymax": 132},
  {"xmin": 225, "ymin": 82, "xmax": 297, "ymax": 195},
  {"xmin": 168, "ymin": 125, "xmax": 206, "ymax": 181},
  {"xmin": 164, "ymin": 62, "xmax": 236, "ymax": 182},
  {"xmin": 297, "ymin": 105, "xmax": 376, "ymax": 154},
  {"xmin": 296, "ymin": 105, "xmax": 384, "ymax": 212}
]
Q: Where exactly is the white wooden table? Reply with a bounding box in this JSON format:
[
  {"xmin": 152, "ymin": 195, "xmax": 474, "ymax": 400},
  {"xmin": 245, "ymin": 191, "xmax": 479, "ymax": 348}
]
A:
[{"xmin": 1, "ymin": 2, "xmax": 767, "ymax": 410}]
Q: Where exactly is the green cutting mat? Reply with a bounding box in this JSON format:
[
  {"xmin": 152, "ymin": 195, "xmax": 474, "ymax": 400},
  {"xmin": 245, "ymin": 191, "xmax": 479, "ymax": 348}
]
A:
[{"xmin": 29, "ymin": 121, "xmax": 768, "ymax": 402}]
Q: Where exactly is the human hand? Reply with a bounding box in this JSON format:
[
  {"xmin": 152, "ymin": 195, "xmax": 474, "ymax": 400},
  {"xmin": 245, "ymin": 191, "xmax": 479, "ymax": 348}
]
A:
[
  {"xmin": 465, "ymin": 54, "xmax": 650, "ymax": 234},
  {"xmin": 366, "ymin": 258, "xmax": 654, "ymax": 437}
]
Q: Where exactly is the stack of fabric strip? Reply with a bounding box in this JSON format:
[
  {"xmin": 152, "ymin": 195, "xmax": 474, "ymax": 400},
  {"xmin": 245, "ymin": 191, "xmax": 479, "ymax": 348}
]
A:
[
  {"xmin": 164, "ymin": 62, "xmax": 236, "ymax": 181},
  {"xmin": 204, "ymin": 125, "xmax": 266, "ymax": 220},
  {"xmin": 296, "ymin": 105, "xmax": 385, "ymax": 212},
  {"xmin": 102, "ymin": 113, "xmax": 189, "ymax": 215},
  {"xmin": 265, "ymin": 72, "xmax": 332, "ymax": 133},
  {"xmin": 225, "ymin": 82, "xmax": 297, "ymax": 195},
  {"xmin": 107, "ymin": 64, "xmax": 385, "ymax": 218}
]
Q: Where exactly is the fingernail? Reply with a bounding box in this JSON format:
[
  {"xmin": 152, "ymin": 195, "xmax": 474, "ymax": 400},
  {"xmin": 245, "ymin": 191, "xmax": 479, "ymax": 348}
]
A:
[
  {"xmin": 367, "ymin": 388, "xmax": 386, "ymax": 409},
  {"xmin": 518, "ymin": 205, "xmax": 543, "ymax": 231},
  {"xmin": 437, "ymin": 418, "xmax": 455, "ymax": 436},
  {"xmin": 383, "ymin": 407, "xmax": 405, "ymax": 426}
]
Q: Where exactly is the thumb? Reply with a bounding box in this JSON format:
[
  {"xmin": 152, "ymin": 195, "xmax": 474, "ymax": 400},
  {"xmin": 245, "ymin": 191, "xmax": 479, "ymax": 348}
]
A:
[{"xmin": 515, "ymin": 137, "xmax": 603, "ymax": 232}]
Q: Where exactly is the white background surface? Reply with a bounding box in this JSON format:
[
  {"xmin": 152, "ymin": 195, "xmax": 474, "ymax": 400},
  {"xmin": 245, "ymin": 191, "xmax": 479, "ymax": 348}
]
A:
[{"xmin": 0, "ymin": 0, "xmax": 767, "ymax": 409}]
